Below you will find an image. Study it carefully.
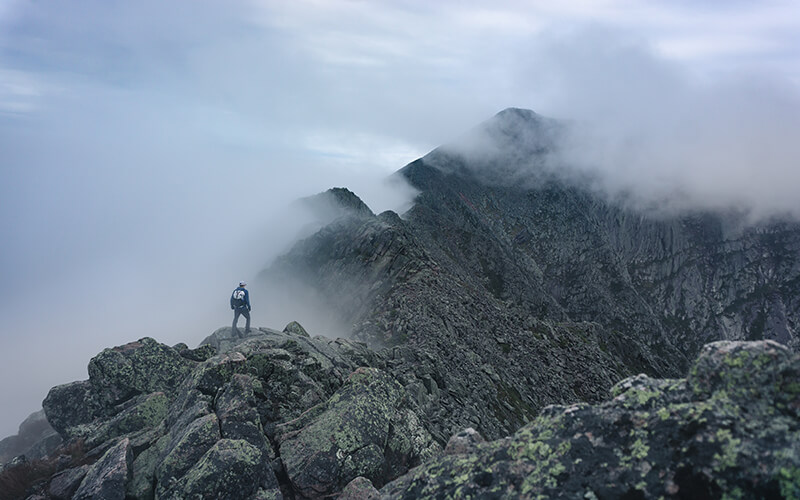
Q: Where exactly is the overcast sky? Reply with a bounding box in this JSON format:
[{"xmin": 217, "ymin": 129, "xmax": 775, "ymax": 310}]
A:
[{"xmin": 1, "ymin": 0, "xmax": 799, "ymax": 438}]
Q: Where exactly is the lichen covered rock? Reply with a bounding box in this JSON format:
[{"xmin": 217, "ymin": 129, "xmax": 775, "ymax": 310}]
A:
[
  {"xmin": 339, "ymin": 476, "xmax": 380, "ymax": 499},
  {"xmin": 86, "ymin": 391, "xmax": 168, "ymax": 448},
  {"xmin": 155, "ymin": 412, "xmax": 220, "ymax": 494},
  {"xmin": 42, "ymin": 380, "xmax": 105, "ymax": 439},
  {"xmin": 43, "ymin": 338, "xmax": 195, "ymax": 440},
  {"xmin": 381, "ymin": 340, "xmax": 800, "ymax": 499},
  {"xmin": 160, "ymin": 439, "xmax": 275, "ymax": 500},
  {"xmin": 444, "ymin": 427, "xmax": 485, "ymax": 455},
  {"xmin": 73, "ymin": 438, "xmax": 133, "ymax": 500},
  {"xmin": 278, "ymin": 367, "xmax": 440, "ymax": 498},
  {"xmin": 48, "ymin": 464, "xmax": 89, "ymax": 500},
  {"xmin": 88, "ymin": 338, "xmax": 192, "ymax": 407}
]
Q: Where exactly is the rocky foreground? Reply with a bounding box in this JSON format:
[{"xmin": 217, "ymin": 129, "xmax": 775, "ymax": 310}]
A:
[{"xmin": 0, "ymin": 324, "xmax": 797, "ymax": 499}]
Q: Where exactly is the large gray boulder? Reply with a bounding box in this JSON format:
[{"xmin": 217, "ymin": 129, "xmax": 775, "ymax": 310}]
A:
[
  {"xmin": 160, "ymin": 439, "xmax": 277, "ymax": 500},
  {"xmin": 72, "ymin": 438, "xmax": 133, "ymax": 500},
  {"xmin": 47, "ymin": 464, "xmax": 89, "ymax": 500},
  {"xmin": 43, "ymin": 338, "xmax": 195, "ymax": 440},
  {"xmin": 278, "ymin": 367, "xmax": 440, "ymax": 498},
  {"xmin": 87, "ymin": 337, "xmax": 193, "ymax": 407}
]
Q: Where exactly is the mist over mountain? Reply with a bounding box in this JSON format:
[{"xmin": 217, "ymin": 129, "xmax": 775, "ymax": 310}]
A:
[
  {"xmin": 267, "ymin": 107, "xmax": 799, "ymax": 365},
  {"xmin": 2, "ymin": 107, "xmax": 799, "ymax": 499}
]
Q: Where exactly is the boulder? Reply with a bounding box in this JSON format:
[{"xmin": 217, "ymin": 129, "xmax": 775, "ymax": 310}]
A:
[
  {"xmin": 216, "ymin": 374, "xmax": 272, "ymax": 457},
  {"xmin": 47, "ymin": 464, "xmax": 89, "ymax": 500},
  {"xmin": 126, "ymin": 435, "xmax": 168, "ymax": 500},
  {"xmin": 42, "ymin": 380, "xmax": 104, "ymax": 439},
  {"xmin": 283, "ymin": 321, "xmax": 310, "ymax": 337},
  {"xmin": 86, "ymin": 392, "xmax": 168, "ymax": 448},
  {"xmin": 278, "ymin": 367, "xmax": 439, "ymax": 498},
  {"xmin": 160, "ymin": 439, "xmax": 273, "ymax": 500},
  {"xmin": 72, "ymin": 438, "xmax": 132, "ymax": 500},
  {"xmin": 380, "ymin": 341, "xmax": 800, "ymax": 499},
  {"xmin": 339, "ymin": 476, "xmax": 380, "ymax": 499},
  {"xmin": 444, "ymin": 427, "xmax": 485, "ymax": 455},
  {"xmin": 155, "ymin": 413, "xmax": 220, "ymax": 494},
  {"xmin": 87, "ymin": 338, "xmax": 192, "ymax": 407}
]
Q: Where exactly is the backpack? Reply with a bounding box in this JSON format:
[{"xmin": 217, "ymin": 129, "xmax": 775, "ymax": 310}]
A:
[{"xmin": 232, "ymin": 289, "xmax": 246, "ymax": 308}]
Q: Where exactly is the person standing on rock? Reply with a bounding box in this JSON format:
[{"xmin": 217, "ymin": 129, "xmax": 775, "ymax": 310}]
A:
[{"xmin": 231, "ymin": 280, "xmax": 251, "ymax": 335}]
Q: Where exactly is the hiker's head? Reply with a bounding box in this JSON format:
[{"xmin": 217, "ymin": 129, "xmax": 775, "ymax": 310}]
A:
[{"xmin": 239, "ymin": 281, "xmax": 247, "ymax": 287}]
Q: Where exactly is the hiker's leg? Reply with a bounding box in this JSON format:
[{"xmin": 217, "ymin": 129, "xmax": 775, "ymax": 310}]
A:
[
  {"xmin": 232, "ymin": 310, "xmax": 240, "ymax": 332},
  {"xmin": 243, "ymin": 309, "xmax": 251, "ymax": 333}
]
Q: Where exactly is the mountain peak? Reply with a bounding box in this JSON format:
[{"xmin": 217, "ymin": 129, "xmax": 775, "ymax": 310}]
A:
[
  {"xmin": 298, "ymin": 187, "xmax": 374, "ymax": 224},
  {"xmin": 493, "ymin": 107, "xmax": 541, "ymax": 120}
]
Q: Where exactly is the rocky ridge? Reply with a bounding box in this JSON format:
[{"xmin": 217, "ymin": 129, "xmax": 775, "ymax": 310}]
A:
[
  {"xmin": 260, "ymin": 108, "xmax": 800, "ymax": 444},
  {"xmin": 3, "ymin": 324, "xmax": 442, "ymax": 499},
  {"xmin": 1, "ymin": 328, "xmax": 797, "ymax": 499}
]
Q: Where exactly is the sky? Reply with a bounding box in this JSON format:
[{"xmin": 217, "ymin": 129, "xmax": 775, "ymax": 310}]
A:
[{"xmin": 1, "ymin": 0, "xmax": 799, "ymax": 438}]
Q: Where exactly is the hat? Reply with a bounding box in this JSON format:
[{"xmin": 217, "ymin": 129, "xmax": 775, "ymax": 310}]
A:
[{"xmin": 239, "ymin": 280, "xmax": 247, "ymax": 286}]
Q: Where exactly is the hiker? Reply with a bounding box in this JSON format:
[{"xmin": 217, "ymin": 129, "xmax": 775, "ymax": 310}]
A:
[{"xmin": 231, "ymin": 280, "xmax": 251, "ymax": 335}]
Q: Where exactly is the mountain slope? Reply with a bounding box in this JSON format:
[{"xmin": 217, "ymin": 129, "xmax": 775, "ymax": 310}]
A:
[{"xmin": 260, "ymin": 108, "xmax": 800, "ymax": 441}]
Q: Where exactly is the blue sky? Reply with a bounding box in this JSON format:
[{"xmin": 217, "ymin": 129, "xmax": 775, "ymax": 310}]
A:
[{"xmin": 1, "ymin": 0, "xmax": 799, "ymax": 438}]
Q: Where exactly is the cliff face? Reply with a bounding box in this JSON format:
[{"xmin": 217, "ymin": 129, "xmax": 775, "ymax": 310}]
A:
[{"xmin": 400, "ymin": 145, "xmax": 800, "ymax": 374}]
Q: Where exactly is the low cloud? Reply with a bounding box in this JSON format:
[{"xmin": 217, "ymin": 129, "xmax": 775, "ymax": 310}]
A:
[
  {"xmin": 438, "ymin": 27, "xmax": 800, "ymax": 221},
  {"xmin": 524, "ymin": 28, "xmax": 800, "ymax": 220}
]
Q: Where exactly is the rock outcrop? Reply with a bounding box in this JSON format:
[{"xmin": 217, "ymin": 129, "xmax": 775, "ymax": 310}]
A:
[
  {"xmin": 380, "ymin": 340, "xmax": 800, "ymax": 499},
  {"xmin": 7, "ymin": 331, "xmax": 797, "ymax": 499},
  {"xmin": 6, "ymin": 325, "xmax": 439, "ymax": 499}
]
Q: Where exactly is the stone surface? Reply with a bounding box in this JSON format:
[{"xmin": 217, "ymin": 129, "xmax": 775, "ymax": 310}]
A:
[
  {"xmin": 155, "ymin": 413, "xmax": 220, "ymax": 494},
  {"xmin": 283, "ymin": 321, "xmax": 310, "ymax": 337},
  {"xmin": 278, "ymin": 367, "xmax": 439, "ymax": 498},
  {"xmin": 42, "ymin": 380, "xmax": 104, "ymax": 439},
  {"xmin": 72, "ymin": 438, "xmax": 132, "ymax": 500},
  {"xmin": 160, "ymin": 439, "xmax": 270, "ymax": 500},
  {"xmin": 444, "ymin": 427, "xmax": 485, "ymax": 455},
  {"xmin": 380, "ymin": 341, "xmax": 800, "ymax": 499},
  {"xmin": 86, "ymin": 392, "xmax": 168, "ymax": 448},
  {"xmin": 88, "ymin": 338, "xmax": 192, "ymax": 407},
  {"xmin": 47, "ymin": 464, "xmax": 89, "ymax": 500},
  {"xmin": 339, "ymin": 476, "xmax": 380, "ymax": 500}
]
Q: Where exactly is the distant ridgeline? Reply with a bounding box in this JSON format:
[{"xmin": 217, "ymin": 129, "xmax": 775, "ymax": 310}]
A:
[{"xmin": 2, "ymin": 108, "xmax": 798, "ymax": 499}]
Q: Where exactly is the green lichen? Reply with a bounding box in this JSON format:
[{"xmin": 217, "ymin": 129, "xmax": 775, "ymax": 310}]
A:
[
  {"xmin": 630, "ymin": 439, "xmax": 649, "ymax": 461},
  {"xmin": 778, "ymin": 467, "xmax": 800, "ymax": 500},
  {"xmin": 722, "ymin": 487, "xmax": 744, "ymax": 500},
  {"xmin": 168, "ymin": 439, "xmax": 263, "ymax": 499},
  {"xmin": 712, "ymin": 429, "xmax": 741, "ymax": 471}
]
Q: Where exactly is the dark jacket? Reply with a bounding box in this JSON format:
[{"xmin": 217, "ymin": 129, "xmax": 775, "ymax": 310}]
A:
[{"xmin": 230, "ymin": 287, "xmax": 250, "ymax": 310}]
